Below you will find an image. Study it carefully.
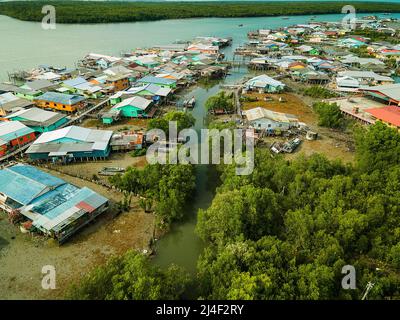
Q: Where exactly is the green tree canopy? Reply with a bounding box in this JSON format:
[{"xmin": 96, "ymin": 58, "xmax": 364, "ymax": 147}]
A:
[
  {"xmin": 147, "ymin": 111, "xmax": 195, "ymax": 136},
  {"xmin": 196, "ymin": 140, "xmax": 400, "ymax": 300},
  {"xmin": 66, "ymin": 250, "xmax": 189, "ymax": 300},
  {"xmin": 355, "ymin": 121, "xmax": 400, "ymax": 172},
  {"xmin": 205, "ymin": 91, "xmax": 235, "ymax": 113},
  {"xmin": 313, "ymin": 101, "xmax": 344, "ymax": 129}
]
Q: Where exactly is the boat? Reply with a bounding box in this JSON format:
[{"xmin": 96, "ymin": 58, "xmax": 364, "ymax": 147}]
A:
[
  {"xmin": 98, "ymin": 167, "xmax": 125, "ymax": 176},
  {"xmin": 306, "ymin": 131, "xmax": 318, "ymax": 141},
  {"xmin": 282, "ymin": 138, "xmax": 302, "ymax": 153},
  {"xmin": 183, "ymin": 96, "xmax": 196, "ymax": 108},
  {"xmin": 238, "ymin": 24, "xmax": 243, "ymax": 27},
  {"xmin": 282, "ymin": 17, "xmax": 290, "ymax": 20},
  {"xmin": 270, "ymin": 142, "xmax": 284, "ymax": 154}
]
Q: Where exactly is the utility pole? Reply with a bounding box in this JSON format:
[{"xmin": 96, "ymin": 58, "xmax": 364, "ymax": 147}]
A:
[{"xmin": 361, "ymin": 282, "xmax": 375, "ymax": 300}]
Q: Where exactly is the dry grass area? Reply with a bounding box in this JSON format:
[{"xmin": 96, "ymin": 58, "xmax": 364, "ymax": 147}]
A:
[
  {"xmin": 0, "ymin": 167, "xmax": 155, "ymax": 300},
  {"xmin": 242, "ymin": 92, "xmax": 316, "ymax": 123},
  {"xmin": 242, "ymin": 92, "xmax": 355, "ymax": 163}
]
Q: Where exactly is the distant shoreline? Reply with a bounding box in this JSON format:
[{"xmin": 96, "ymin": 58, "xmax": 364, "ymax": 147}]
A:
[{"xmin": 0, "ymin": 1, "xmax": 400, "ymax": 24}]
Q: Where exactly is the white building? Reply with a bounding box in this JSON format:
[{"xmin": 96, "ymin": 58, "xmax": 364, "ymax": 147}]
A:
[{"xmin": 244, "ymin": 107, "xmax": 299, "ymax": 131}]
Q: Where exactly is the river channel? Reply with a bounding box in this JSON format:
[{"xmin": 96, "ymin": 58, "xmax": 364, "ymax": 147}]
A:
[{"xmin": 1, "ymin": 11, "xmax": 399, "ymax": 274}]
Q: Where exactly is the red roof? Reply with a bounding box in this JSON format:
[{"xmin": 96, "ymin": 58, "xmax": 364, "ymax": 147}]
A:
[
  {"xmin": 382, "ymin": 49, "xmax": 400, "ymax": 53},
  {"xmin": 365, "ymin": 106, "xmax": 400, "ymax": 127},
  {"xmin": 76, "ymin": 201, "xmax": 95, "ymax": 213}
]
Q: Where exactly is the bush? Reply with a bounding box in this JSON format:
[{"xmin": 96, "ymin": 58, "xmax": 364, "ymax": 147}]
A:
[
  {"xmin": 302, "ymin": 86, "xmax": 338, "ymax": 99},
  {"xmin": 66, "ymin": 250, "xmax": 189, "ymax": 300},
  {"xmin": 313, "ymin": 102, "xmax": 344, "ymax": 128},
  {"xmin": 131, "ymin": 148, "xmax": 147, "ymax": 158}
]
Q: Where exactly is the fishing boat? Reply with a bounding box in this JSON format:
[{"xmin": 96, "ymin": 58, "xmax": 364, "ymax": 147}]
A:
[
  {"xmin": 282, "ymin": 138, "xmax": 302, "ymax": 153},
  {"xmin": 98, "ymin": 167, "xmax": 125, "ymax": 176},
  {"xmin": 183, "ymin": 96, "xmax": 196, "ymax": 108}
]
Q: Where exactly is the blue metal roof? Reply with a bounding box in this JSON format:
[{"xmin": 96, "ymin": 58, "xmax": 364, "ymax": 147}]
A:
[
  {"xmin": 0, "ymin": 164, "xmax": 108, "ymax": 237},
  {"xmin": 30, "ymin": 183, "xmax": 81, "ymax": 218},
  {"xmin": 31, "ymin": 186, "xmax": 107, "ymax": 222},
  {"xmin": 0, "ymin": 164, "xmax": 65, "ymax": 206},
  {"xmin": 36, "ymin": 92, "xmax": 85, "ymax": 105},
  {"xmin": 8, "ymin": 165, "xmax": 65, "ymax": 188},
  {"xmin": 63, "ymin": 77, "xmax": 87, "ymax": 87}
]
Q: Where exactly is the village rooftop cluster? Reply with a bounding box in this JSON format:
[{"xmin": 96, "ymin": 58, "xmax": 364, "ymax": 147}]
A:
[
  {"xmin": 0, "ymin": 36, "xmax": 231, "ymax": 243},
  {"xmin": 0, "ymin": 14, "xmax": 400, "ymax": 244},
  {"xmin": 237, "ymin": 15, "xmax": 400, "ymax": 131}
]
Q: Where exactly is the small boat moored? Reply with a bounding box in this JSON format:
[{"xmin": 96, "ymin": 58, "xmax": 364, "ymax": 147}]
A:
[{"xmin": 183, "ymin": 96, "xmax": 196, "ymax": 108}]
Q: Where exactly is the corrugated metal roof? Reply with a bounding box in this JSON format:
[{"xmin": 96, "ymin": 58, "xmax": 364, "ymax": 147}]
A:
[
  {"xmin": 27, "ymin": 142, "xmax": 98, "ymax": 154},
  {"xmin": 245, "ymin": 107, "xmax": 299, "ymax": 123},
  {"xmin": 365, "ymin": 106, "xmax": 400, "ymax": 127},
  {"xmin": 126, "ymin": 84, "xmax": 171, "ymax": 97},
  {"xmin": 0, "ymin": 164, "xmax": 65, "ymax": 206},
  {"xmin": 6, "ymin": 107, "xmax": 66, "ymax": 127},
  {"xmin": 36, "ymin": 92, "xmax": 85, "ymax": 105},
  {"xmin": 63, "ymin": 77, "xmax": 102, "ymax": 93},
  {"xmin": 245, "ymin": 75, "xmax": 285, "ymax": 88},
  {"xmin": 31, "ymin": 126, "xmax": 112, "ymax": 145},
  {"xmin": 30, "ymin": 186, "xmax": 108, "ymax": 231},
  {"xmin": 0, "ymin": 165, "xmax": 110, "ymax": 236},
  {"xmin": 22, "ymin": 79, "xmax": 54, "ymax": 91},
  {"xmin": 113, "ymin": 96, "xmax": 152, "ymax": 111},
  {"xmin": 138, "ymin": 75, "xmax": 176, "ymax": 85},
  {"xmin": 0, "ymin": 92, "xmax": 18, "ymax": 104},
  {"xmin": 0, "ymin": 121, "xmax": 35, "ymax": 143},
  {"xmin": 26, "ymin": 126, "xmax": 112, "ymax": 155},
  {"xmin": 63, "ymin": 77, "xmax": 87, "ymax": 87},
  {"xmin": 362, "ymin": 83, "xmax": 400, "ymax": 101}
]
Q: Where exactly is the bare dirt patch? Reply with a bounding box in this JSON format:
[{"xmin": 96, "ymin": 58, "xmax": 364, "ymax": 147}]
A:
[
  {"xmin": 44, "ymin": 153, "xmax": 148, "ymax": 184},
  {"xmin": 242, "ymin": 92, "xmax": 355, "ymax": 163},
  {"xmin": 0, "ymin": 168, "xmax": 155, "ymax": 300}
]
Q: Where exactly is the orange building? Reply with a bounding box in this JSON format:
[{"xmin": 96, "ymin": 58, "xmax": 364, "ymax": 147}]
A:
[
  {"xmin": 105, "ymin": 75, "xmax": 130, "ymax": 92},
  {"xmin": 35, "ymin": 92, "xmax": 85, "ymax": 113}
]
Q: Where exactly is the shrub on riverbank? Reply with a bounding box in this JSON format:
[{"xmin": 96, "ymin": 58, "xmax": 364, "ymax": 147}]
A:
[
  {"xmin": 66, "ymin": 250, "xmax": 189, "ymax": 300},
  {"xmin": 205, "ymin": 91, "xmax": 235, "ymax": 114},
  {"xmin": 147, "ymin": 111, "xmax": 195, "ymax": 137},
  {"xmin": 110, "ymin": 163, "xmax": 196, "ymax": 225}
]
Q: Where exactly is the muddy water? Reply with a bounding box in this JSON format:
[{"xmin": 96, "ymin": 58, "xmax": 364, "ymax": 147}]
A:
[
  {"xmin": 152, "ymin": 60, "xmax": 248, "ymax": 274},
  {"xmin": 0, "ymin": 236, "xmax": 9, "ymax": 250}
]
